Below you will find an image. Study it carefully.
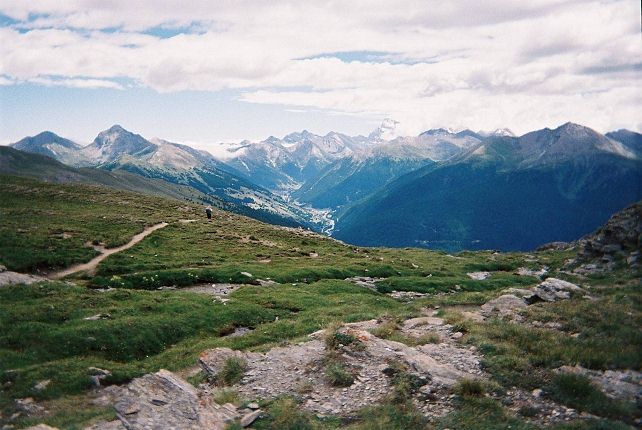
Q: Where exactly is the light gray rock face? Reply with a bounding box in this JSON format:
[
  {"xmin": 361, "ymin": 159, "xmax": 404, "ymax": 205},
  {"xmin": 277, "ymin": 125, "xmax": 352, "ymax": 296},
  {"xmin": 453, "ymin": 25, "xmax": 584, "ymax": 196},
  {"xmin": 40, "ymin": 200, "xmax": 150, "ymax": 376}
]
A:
[
  {"xmin": 515, "ymin": 266, "xmax": 548, "ymax": 278},
  {"xmin": 467, "ymin": 271, "xmax": 491, "ymax": 280},
  {"xmin": 481, "ymin": 294, "xmax": 529, "ymax": 316},
  {"xmin": 533, "ymin": 278, "xmax": 582, "ymax": 302},
  {"xmin": 481, "ymin": 278, "xmax": 583, "ymax": 317},
  {"xmin": 0, "ymin": 271, "xmax": 45, "ymax": 287},
  {"xmin": 114, "ymin": 369, "xmax": 238, "ymax": 430}
]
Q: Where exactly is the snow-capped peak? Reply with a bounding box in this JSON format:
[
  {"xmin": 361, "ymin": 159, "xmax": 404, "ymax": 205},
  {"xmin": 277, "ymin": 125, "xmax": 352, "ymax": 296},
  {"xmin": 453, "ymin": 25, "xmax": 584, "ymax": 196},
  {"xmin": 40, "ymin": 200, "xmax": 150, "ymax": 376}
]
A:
[
  {"xmin": 369, "ymin": 118, "xmax": 400, "ymax": 141},
  {"xmin": 491, "ymin": 128, "xmax": 515, "ymax": 137},
  {"xmin": 478, "ymin": 128, "xmax": 516, "ymax": 137}
]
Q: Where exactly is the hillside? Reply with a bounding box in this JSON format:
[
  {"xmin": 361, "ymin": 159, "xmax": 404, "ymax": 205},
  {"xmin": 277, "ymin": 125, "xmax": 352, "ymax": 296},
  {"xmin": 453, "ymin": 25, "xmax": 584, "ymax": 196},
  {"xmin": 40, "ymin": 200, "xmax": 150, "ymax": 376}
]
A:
[
  {"xmin": 334, "ymin": 124, "xmax": 642, "ymax": 251},
  {"xmin": 0, "ymin": 146, "xmax": 216, "ymax": 204},
  {"xmin": 0, "ymin": 177, "xmax": 640, "ymax": 430}
]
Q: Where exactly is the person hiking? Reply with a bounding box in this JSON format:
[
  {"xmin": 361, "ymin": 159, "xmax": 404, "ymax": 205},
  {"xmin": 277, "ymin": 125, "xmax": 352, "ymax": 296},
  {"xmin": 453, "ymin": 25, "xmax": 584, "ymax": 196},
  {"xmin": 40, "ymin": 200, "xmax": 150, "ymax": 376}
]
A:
[{"xmin": 205, "ymin": 205, "xmax": 212, "ymax": 220}]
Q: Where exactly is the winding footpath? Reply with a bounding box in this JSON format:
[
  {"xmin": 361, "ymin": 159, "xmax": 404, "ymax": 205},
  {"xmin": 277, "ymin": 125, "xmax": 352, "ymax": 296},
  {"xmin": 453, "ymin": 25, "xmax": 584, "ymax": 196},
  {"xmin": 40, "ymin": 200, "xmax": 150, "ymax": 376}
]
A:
[{"xmin": 49, "ymin": 222, "xmax": 168, "ymax": 279}]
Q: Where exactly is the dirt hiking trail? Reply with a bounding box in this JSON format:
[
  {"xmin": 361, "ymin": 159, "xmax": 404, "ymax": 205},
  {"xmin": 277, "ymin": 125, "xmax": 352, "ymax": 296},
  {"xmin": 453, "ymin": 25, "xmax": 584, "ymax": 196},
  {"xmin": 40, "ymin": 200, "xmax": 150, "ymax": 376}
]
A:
[{"xmin": 49, "ymin": 222, "xmax": 168, "ymax": 279}]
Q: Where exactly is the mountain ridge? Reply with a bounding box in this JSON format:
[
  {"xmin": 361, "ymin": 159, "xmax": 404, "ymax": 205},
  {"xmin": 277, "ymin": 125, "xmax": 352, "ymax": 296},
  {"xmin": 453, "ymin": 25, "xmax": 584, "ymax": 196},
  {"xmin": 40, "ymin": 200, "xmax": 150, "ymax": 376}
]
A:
[{"xmin": 8, "ymin": 121, "xmax": 642, "ymax": 251}]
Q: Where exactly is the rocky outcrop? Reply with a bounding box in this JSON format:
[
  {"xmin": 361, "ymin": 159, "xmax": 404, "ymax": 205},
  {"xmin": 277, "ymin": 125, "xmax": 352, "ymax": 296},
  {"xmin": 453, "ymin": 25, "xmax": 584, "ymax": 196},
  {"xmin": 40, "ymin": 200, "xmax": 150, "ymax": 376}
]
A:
[
  {"xmin": 199, "ymin": 315, "xmax": 484, "ymax": 418},
  {"xmin": 0, "ymin": 270, "xmax": 45, "ymax": 287},
  {"xmin": 536, "ymin": 242, "xmax": 571, "ymax": 251},
  {"xmin": 572, "ymin": 201, "xmax": 641, "ymax": 274},
  {"xmin": 113, "ymin": 369, "xmax": 239, "ymax": 430},
  {"xmin": 481, "ymin": 278, "xmax": 583, "ymax": 317}
]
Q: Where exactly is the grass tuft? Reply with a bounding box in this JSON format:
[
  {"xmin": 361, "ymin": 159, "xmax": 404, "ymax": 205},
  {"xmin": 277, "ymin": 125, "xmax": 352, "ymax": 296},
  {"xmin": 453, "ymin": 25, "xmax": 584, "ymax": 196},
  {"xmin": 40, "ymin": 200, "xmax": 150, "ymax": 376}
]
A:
[
  {"xmin": 217, "ymin": 357, "xmax": 247, "ymax": 386},
  {"xmin": 325, "ymin": 362, "xmax": 354, "ymax": 387},
  {"xmin": 454, "ymin": 378, "xmax": 486, "ymax": 397}
]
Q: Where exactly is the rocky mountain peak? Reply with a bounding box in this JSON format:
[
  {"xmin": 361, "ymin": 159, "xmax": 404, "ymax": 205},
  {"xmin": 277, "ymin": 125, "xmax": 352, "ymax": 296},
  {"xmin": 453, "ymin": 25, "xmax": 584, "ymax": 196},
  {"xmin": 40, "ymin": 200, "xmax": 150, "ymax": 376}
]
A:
[{"xmin": 555, "ymin": 122, "xmax": 595, "ymax": 138}]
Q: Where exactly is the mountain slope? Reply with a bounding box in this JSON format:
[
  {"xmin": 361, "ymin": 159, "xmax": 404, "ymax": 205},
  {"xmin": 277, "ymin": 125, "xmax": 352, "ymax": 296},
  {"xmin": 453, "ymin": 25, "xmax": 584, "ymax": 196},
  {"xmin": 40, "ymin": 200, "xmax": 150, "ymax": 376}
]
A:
[
  {"xmin": 293, "ymin": 156, "xmax": 433, "ymax": 212},
  {"xmin": 10, "ymin": 131, "xmax": 92, "ymax": 165},
  {"xmin": 334, "ymin": 123, "xmax": 642, "ymax": 251},
  {"xmin": 606, "ymin": 129, "xmax": 642, "ymax": 158},
  {"xmin": 0, "ymin": 146, "xmax": 216, "ymax": 203}
]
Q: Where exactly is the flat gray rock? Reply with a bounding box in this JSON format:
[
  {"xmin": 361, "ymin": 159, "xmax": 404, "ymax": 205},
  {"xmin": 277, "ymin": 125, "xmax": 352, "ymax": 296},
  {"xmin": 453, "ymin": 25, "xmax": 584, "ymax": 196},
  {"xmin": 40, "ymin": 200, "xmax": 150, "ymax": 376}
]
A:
[{"xmin": 114, "ymin": 369, "xmax": 238, "ymax": 430}]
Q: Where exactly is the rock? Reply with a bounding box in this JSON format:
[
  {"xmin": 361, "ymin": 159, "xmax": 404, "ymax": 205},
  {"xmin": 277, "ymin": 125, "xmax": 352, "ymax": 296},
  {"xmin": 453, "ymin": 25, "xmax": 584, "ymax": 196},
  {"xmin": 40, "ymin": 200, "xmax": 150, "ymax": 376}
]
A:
[
  {"xmin": 247, "ymin": 402, "xmax": 259, "ymax": 410},
  {"xmin": 15, "ymin": 398, "xmax": 45, "ymax": 416},
  {"xmin": 572, "ymin": 202, "xmax": 641, "ymax": 273},
  {"xmin": 466, "ymin": 272, "xmax": 491, "ymax": 280},
  {"xmin": 344, "ymin": 277, "xmax": 384, "ymax": 292},
  {"xmin": 481, "ymin": 294, "xmax": 527, "ymax": 316},
  {"xmin": 241, "ymin": 272, "xmax": 253, "ymax": 278},
  {"xmin": 89, "ymin": 367, "xmax": 112, "ymax": 376},
  {"xmin": 33, "ymin": 379, "xmax": 51, "ymax": 391},
  {"xmin": 0, "ymin": 264, "xmax": 6, "ymax": 272},
  {"xmin": 22, "ymin": 425, "xmax": 59, "ymax": 430},
  {"xmin": 532, "ymin": 388, "xmax": 543, "ymax": 398},
  {"xmin": 84, "ymin": 313, "xmax": 110, "ymax": 321},
  {"xmin": 84, "ymin": 420, "xmax": 127, "ymax": 430},
  {"xmin": 240, "ymin": 410, "xmax": 262, "ymax": 427},
  {"xmin": 451, "ymin": 332, "xmax": 463, "ymax": 339},
  {"xmin": 532, "ymin": 278, "xmax": 582, "ymax": 302},
  {"xmin": 402, "ymin": 316, "xmax": 444, "ymax": 329},
  {"xmin": 515, "ymin": 267, "xmax": 548, "ymax": 278},
  {"xmin": 536, "ymin": 242, "xmax": 570, "ymax": 251},
  {"xmin": 0, "ymin": 271, "xmax": 44, "ymax": 287},
  {"xmin": 389, "ymin": 291, "xmax": 427, "ymax": 300},
  {"xmin": 113, "ymin": 369, "xmax": 238, "ymax": 429}
]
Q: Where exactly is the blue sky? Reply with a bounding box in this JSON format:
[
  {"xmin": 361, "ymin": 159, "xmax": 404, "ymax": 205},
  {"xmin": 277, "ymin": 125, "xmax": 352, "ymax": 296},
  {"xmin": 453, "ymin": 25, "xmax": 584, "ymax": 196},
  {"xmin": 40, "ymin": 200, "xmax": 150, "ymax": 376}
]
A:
[
  {"xmin": 0, "ymin": 1, "xmax": 640, "ymax": 147},
  {"xmin": 0, "ymin": 83, "xmax": 378, "ymax": 145}
]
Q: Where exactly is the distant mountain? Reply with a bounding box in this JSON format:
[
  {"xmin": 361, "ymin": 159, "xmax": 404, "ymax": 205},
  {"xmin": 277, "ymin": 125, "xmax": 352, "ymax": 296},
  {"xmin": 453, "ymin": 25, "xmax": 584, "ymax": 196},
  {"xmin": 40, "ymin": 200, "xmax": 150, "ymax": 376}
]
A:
[
  {"xmin": 223, "ymin": 130, "xmax": 370, "ymax": 192},
  {"xmin": 333, "ymin": 123, "xmax": 642, "ymax": 251},
  {"xmin": 80, "ymin": 125, "xmax": 156, "ymax": 164},
  {"xmin": 291, "ymin": 127, "xmax": 481, "ymax": 222},
  {"xmin": 227, "ymin": 122, "xmax": 481, "ymax": 217},
  {"xmin": 606, "ymin": 129, "xmax": 642, "ymax": 158},
  {"xmin": 0, "ymin": 146, "xmax": 215, "ymax": 204},
  {"xmin": 11, "ymin": 131, "xmax": 89, "ymax": 165}
]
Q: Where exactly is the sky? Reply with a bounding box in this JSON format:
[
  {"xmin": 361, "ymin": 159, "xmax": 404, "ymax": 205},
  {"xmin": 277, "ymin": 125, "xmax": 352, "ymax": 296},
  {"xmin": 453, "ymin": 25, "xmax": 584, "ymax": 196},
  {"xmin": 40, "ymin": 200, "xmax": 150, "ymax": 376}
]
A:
[{"xmin": 0, "ymin": 0, "xmax": 640, "ymax": 148}]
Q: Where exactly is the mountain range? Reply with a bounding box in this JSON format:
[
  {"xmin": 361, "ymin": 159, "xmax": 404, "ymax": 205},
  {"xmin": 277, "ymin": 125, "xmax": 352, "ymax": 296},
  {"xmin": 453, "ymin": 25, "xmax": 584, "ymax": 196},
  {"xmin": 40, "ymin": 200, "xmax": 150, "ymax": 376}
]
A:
[{"xmin": 6, "ymin": 121, "xmax": 642, "ymax": 251}]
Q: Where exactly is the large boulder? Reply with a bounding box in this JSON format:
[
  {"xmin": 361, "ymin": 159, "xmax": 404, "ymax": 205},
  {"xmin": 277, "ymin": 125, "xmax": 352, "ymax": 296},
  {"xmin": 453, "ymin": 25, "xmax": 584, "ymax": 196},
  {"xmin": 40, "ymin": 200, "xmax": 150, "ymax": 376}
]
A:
[
  {"xmin": 481, "ymin": 294, "xmax": 529, "ymax": 317},
  {"xmin": 532, "ymin": 278, "xmax": 582, "ymax": 302},
  {"xmin": 114, "ymin": 369, "xmax": 238, "ymax": 430}
]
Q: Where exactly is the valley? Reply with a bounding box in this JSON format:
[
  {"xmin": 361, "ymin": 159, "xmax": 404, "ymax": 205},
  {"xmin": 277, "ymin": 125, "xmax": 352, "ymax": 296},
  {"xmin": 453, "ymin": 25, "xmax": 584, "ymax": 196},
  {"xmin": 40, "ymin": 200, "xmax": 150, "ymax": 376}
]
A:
[{"xmin": 6, "ymin": 121, "xmax": 642, "ymax": 252}]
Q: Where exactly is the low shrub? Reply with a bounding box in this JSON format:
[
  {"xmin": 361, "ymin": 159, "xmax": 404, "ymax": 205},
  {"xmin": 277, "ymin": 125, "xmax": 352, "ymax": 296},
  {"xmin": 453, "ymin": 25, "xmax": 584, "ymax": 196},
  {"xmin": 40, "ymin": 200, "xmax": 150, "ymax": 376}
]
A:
[
  {"xmin": 217, "ymin": 357, "xmax": 247, "ymax": 386},
  {"xmin": 325, "ymin": 362, "xmax": 354, "ymax": 387},
  {"xmin": 454, "ymin": 378, "xmax": 485, "ymax": 397}
]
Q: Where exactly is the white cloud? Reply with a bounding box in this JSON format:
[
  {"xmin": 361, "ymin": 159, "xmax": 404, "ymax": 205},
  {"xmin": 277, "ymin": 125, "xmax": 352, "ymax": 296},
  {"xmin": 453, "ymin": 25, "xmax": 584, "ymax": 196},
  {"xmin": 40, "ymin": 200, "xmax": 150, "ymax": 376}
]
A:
[{"xmin": 0, "ymin": 0, "xmax": 640, "ymax": 133}]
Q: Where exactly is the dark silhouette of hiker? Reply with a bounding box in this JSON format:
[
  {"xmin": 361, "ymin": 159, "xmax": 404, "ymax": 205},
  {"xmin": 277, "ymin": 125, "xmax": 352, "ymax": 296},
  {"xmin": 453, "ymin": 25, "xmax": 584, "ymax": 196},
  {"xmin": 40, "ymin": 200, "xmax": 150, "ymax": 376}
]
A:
[{"xmin": 205, "ymin": 205, "xmax": 212, "ymax": 221}]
